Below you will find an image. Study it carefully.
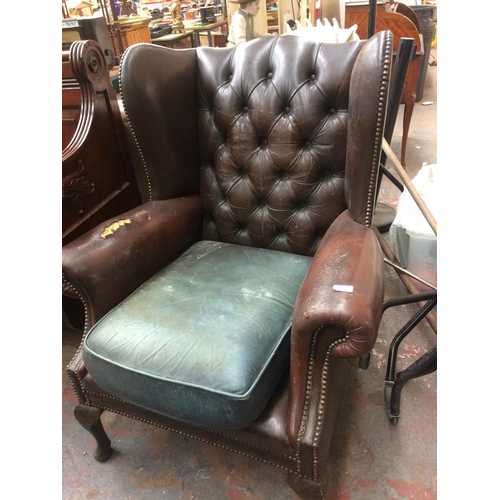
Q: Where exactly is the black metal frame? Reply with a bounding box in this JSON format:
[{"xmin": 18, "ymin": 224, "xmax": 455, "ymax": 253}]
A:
[
  {"xmin": 369, "ymin": 0, "xmax": 419, "ymax": 230},
  {"xmin": 366, "ymin": 0, "xmax": 437, "ymax": 425},
  {"xmin": 376, "ymin": 36, "xmax": 416, "ymax": 203},
  {"xmin": 382, "ymin": 291, "xmax": 437, "ymax": 424}
]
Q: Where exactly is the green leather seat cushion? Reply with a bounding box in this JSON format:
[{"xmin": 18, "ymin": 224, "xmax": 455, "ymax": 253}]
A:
[{"xmin": 83, "ymin": 240, "xmax": 312, "ymax": 429}]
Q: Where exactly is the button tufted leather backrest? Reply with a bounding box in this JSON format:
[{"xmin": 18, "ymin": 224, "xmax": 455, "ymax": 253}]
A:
[
  {"xmin": 197, "ymin": 33, "xmax": 391, "ymax": 256},
  {"xmin": 120, "ymin": 32, "xmax": 391, "ymax": 256}
]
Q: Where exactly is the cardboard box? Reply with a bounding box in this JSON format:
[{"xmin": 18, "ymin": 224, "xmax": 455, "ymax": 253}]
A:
[{"xmin": 199, "ymin": 31, "xmax": 227, "ymax": 47}]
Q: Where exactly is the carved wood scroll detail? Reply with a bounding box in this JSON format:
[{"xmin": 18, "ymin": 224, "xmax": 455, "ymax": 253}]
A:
[{"xmin": 62, "ymin": 159, "xmax": 95, "ymax": 214}]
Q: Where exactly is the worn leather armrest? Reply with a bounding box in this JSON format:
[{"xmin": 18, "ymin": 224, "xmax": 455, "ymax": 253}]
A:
[
  {"xmin": 292, "ymin": 209, "xmax": 385, "ymax": 359},
  {"xmin": 287, "ymin": 210, "xmax": 385, "ymax": 447},
  {"xmin": 62, "ymin": 196, "xmax": 202, "ymax": 325}
]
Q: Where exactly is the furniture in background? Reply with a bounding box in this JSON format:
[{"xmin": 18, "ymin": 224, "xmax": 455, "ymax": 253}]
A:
[
  {"xmin": 109, "ymin": 22, "xmax": 152, "ymax": 58},
  {"xmin": 376, "ymin": 139, "xmax": 437, "ymax": 424},
  {"xmin": 62, "ymin": 40, "xmax": 141, "ymax": 327},
  {"xmin": 63, "ymin": 32, "xmax": 392, "ymax": 500},
  {"xmin": 96, "ymin": 0, "xmax": 153, "ymax": 62},
  {"xmin": 151, "ymin": 30, "xmax": 195, "ymax": 48},
  {"xmin": 62, "ymin": 39, "xmax": 141, "ymax": 244},
  {"xmin": 366, "ymin": 0, "xmax": 437, "ymax": 102},
  {"xmin": 345, "ymin": 1, "xmax": 421, "ymax": 167},
  {"xmin": 149, "ymin": 21, "xmax": 228, "ymax": 49},
  {"xmin": 62, "ymin": 15, "xmax": 116, "ymax": 68},
  {"xmin": 408, "ymin": 2, "xmax": 437, "ymax": 102},
  {"xmin": 188, "ymin": 18, "xmax": 229, "ymax": 47},
  {"xmin": 382, "ymin": 290, "xmax": 437, "ymax": 423}
]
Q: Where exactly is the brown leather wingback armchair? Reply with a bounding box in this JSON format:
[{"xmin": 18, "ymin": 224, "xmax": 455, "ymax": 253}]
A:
[{"xmin": 63, "ymin": 31, "xmax": 392, "ymax": 500}]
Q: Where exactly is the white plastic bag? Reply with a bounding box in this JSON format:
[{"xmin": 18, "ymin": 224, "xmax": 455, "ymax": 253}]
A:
[{"xmin": 389, "ymin": 164, "xmax": 437, "ymax": 288}]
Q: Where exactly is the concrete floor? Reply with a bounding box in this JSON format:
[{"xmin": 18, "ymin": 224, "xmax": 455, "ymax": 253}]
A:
[{"xmin": 62, "ymin": 48, "xmax": 438, "ymax": 500}]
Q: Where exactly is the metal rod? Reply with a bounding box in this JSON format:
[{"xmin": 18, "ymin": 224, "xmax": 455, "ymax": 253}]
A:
[
  {"xmin": 367, "ymin": 0, "xmax": 378, "ymax": 38},
  {"xmin": 99, "ymin": 0, "xmax": 124, "ymax": 59},
  {"xmin": 376, "ymin": 38, "xmax": 415, "ymax": 200},
  {"xmin": 373, "ymin": 228, "xmax": 437, "ymax": 333},
  {"xmin": 383, "ymin": 291, "xmax": 437, "ymax": 312},
  {"xmin": 380, "ymin": 164, "xmax": 404, "ymax": 192},
  {"xmin": 385, "ymin": 296, "xmax": 437, "ymax": 383},
  {"xmin": 384, "ymin": 257, "xmax": 437, "ymax": 291},
  {"xmin": 384, "ymin": 38, "xmax": 415, "ymax": 147},
  {"xmin": 382, "ymin": 138, "xmax": 438, "ymax": 236}
]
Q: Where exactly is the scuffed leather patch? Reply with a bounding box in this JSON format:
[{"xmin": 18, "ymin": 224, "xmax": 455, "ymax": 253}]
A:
[{"xmin": 100, "ymin": 218, "xmax": 132, "ymax": 238}]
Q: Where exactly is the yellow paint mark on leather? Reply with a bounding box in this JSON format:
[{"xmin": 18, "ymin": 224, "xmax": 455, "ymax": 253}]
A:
[{"xmin": 100, "ymin": 218, "xmax": 132, "ymax": 238}]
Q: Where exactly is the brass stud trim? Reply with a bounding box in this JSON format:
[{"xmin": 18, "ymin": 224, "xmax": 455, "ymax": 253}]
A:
[
  {"xmin": 294, "ymin": 326, "xmax": 321, "ymax": 475},
  {"xmin": 119, "ymin": 49, "xmax": 153, "ymax": 202},
  {"xmin": 63, "ymin": 274, "xmax": 90, "ymax": 405},
  {"xmin": 83, "ymin": 398, "xmax": 299, "ymax": 474},
  {"xmin": 365, "ymin": 31, "xmax": 392, "ymax": 227}
]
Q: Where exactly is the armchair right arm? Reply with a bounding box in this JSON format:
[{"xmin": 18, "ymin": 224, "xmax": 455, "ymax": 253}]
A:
[{"xmin": 287, "ymin": 210, "xmax": 385, "ymax": 472}]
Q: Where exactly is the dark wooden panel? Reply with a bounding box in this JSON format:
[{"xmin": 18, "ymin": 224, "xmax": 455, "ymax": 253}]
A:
[{"xmin": 62, "ymin": 40, "xmax": 141, "ymax": 245}]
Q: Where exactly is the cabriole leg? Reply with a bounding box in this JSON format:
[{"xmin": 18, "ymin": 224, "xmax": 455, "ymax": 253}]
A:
[{"xmin": 74, "ymin": 404, "xmax": 113, "ymax": 462}]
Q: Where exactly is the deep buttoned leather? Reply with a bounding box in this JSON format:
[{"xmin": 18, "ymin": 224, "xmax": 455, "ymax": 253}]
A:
[
  {"xmin": 120, "ymin": 36, "xmax": 387, "ymax": 256},
  {"xmin": 197, "ymin": 37, "xmax": 364, "ymax": 256}
]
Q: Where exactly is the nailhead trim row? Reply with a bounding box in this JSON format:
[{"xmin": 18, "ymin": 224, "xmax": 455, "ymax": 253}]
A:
[
  {"xmin": 365, "ymin": 31, "xmax": 392, "ymax": 227},
  {"xmin": 63, "ymin": 274, "xmax": 91, "ymax": 405},
  {"xmin": 295, "ymin": 326, "xmax": 321, "ymax": 474},
  {"xmin": 84, "ymin": 399, "xmax": 309, "ymax": 477},
  {"xmin": 86, "ymin": 391, "xmax": 295, "ymax": 460},
  {"xmin": 312, "ymin": 342, "xmax": 336, "ymax": 481},
  {"xmin": 295, "ymin": 326, "xmax": 350, "ymax": 478},
  {"xmin": 119, "ymin": 47, "xmax": 153, "ymax": 202}
]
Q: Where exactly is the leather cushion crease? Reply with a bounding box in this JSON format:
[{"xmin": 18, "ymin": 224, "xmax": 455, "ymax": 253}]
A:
[{"xmin": 83, "ymin": 240, "xmax": 312, "ymax": 429}]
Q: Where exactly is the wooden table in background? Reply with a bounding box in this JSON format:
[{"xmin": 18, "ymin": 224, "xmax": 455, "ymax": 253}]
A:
[
  {"xmin": 188, "ymin": 19, "xmax": 228, "ymax": 47},
  {"xmin": 151, "ymin": 30, "xmax": 195, "ymax": 49}
]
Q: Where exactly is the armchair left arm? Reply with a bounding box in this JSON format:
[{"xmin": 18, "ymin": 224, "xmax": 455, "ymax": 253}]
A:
[{"xmin": 62, "ymin": 196, "xmax": 202, "ymax": 326}]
